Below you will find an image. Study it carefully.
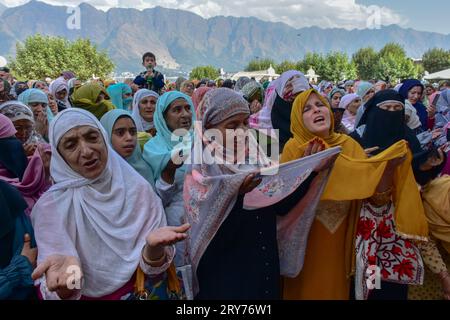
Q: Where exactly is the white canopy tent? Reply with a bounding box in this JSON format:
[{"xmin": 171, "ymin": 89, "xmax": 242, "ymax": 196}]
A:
[{"xmin": 424, "ymin": 68, "xmax": 450, "ymax": 80}]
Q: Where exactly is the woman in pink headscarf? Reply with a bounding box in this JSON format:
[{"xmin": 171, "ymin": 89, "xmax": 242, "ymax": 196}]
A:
[
  {"xmin": 191, "ymin": 87, "xmax": 213, "ymax": 117},
  {"xmin": 0, "ymin": 114, "xmax": 51, "ymax": 215}
]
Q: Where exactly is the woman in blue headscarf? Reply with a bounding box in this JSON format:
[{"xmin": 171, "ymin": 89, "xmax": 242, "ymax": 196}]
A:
[
  {"xmin": 399, "ymin": 79, "xmax": 429, "ymax": 132},
  {"xmin": 106, "ymin": 83, "xmax": 133, "ymax": 111},
  {"xmin": 142, "ymin": 91, "xmax": 195, "ymax": 267},
  {"xmin": 18, "ymin": 89, "xmax": 54, "ymax": 142},
  {"xmin": 100, "ymin": 109, "xmax": 155, "ymax": 187}
]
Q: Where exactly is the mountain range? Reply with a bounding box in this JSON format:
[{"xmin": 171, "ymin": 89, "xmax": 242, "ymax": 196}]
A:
[{"xmin": 1, "ymin": 0, "xmax": 450, "ymax": 74}]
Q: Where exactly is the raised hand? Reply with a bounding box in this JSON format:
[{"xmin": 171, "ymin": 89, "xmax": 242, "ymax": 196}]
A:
[
  {"xmin": 32, "ymin": 255, "xmax": 82, "ymax": 300},
  {"xmin": 144, "ymin": 224, "xmax": 191, "ymax": 266}
]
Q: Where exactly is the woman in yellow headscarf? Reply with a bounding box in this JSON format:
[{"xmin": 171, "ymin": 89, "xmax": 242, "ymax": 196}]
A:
[
  {"xmin": 281, "ymin": 89, "xmax": 428, "ymax": 300},
  {"xmin": 71, "ymin": 83, "xmax": 116, "ymax": 120}
]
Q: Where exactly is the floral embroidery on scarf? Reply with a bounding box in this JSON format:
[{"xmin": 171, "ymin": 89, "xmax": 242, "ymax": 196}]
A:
[{"xmin": 355, "ymin": 202, "xmax": 424, "ymax": 300}]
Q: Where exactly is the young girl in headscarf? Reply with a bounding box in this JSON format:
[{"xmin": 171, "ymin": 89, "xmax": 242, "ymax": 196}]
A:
[{"xmin": 100, "ymin": 109, "xmax": 155, "ymax": 187}]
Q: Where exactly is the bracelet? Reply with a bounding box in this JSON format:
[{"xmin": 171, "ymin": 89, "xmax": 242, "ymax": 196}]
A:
[{"xmin": 142, "ymin": 246, "xmax": 166, "ymax": 266}]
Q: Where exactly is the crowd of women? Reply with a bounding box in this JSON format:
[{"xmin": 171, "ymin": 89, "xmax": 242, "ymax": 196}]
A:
[{"xmin": 1, "ymin": 58, "xmax": 450, "ymax": 300}]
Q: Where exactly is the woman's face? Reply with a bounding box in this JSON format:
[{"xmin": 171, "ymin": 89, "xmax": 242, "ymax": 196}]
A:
[
  {"xmin": 330, "ymin": 92, "xmax": 342, "ymax": 109},
  {"xmin": 164, "ymin": 98, "xmax": 192, "ymax": 132},
  {"xmin": 323, "ymin": 85, "xmax": 333, "ymax": 95},
  {"xmin": 35, "ymin": 82, "xmax": 48, "ymax": 92},
  {"xmin": 363, "ymin": 88, "xmax": 376, "ymax": 103},
  {"xmin": 55, "ymin": 89, "xmax": 67, "ymax": 101},
  {"xmin": 208, "ymin": 113, "xmax": 250, "ymax": 163},
  {"xmin": 111, "ymin": 117, "xmax": 137, "ymax": 159},
  {"xmin": 302, "ymin": 93, "xmax": 331, "ymax": 139},
  {"xmin": 139, "ymin": 95, "xmax": 157, "ymax": 123},
  {"xmin": 378, "ymin": 102, "xmax": 404, "ymax": 112},
  {"xmin": 425, "ymin": 86, "xmax": 434, "ymax": 96},
  {"xmin": 28, "ymin": 102, "xmax": 47, "ymax": 118},
  {"xmin": 181, "ymin": 83, "xmax": 194, "ymax": 96},
  {"xmin": 13, "ymin": 119, "xmax": 33, "ymax": 143},
  {"xmin": 58, "ymin": 126, "xmax": 108, "ymax": 179},
  {"xmin": 347, "ymin": 98, "xmax": 362, "ymax": 115},
  {"xmin": 48, "ymin": 94, "xmax": 58, "ymax": 114},
  {"xmin": 408, "ymin": 86, "xmax": 423, "ymax": 105}
]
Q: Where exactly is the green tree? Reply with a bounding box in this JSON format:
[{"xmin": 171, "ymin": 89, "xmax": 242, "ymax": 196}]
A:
[
  {"xmin": 422, "ymin": 48, "xmax": 450, "ymax": 74},
  {"xmin": 296, "ymin": 52, "xmax": 327, "ymax": 78},
  {"xmin": 375, "ymin": 43, "xmax": 420, "ymax": 82},
  {"xmin": 324, "ymin": 52, "xmax": 357, "ymax": 82},
  {"xmin": 189, "ymin": 65, "xmax": 220, "ymax": 80},
  {"xmin": 9, "ymin": 34, "xmax": 114, "ymax": 81},
  {"xmin": 375, "ymin": 54, "xmax": 420, "ymax": 83},
  {"xmin": 352, "ymin": 47, "xmax": 378, "ymax": 80},
  {"xmin": 245, "ymin": 58, "xmax": 276, "ymax": 71},
  {"xmin": 275, "ymin": 60, "xmax": 298, "ymax": 74},
  {"xmin": 379, "ymin": 42, "xmax": 407, "ymax": 58}
]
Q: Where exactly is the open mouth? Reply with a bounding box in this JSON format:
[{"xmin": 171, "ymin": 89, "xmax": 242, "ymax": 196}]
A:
[
  {"xmin": 83, "ymin": 159, "xmax": 99, "ymax": 169},
  {"xmin": 313, "ymin": 116, "xmax": 325, "ymax": 124},
  {"xmin": 180, "ymin": 120, "xmax": 191, "ymax": 128}
]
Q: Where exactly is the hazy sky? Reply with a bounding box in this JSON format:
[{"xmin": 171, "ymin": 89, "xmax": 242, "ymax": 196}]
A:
[{"xmin": 1, "ymin": 0, "xmax": 448, "ymax": 34}]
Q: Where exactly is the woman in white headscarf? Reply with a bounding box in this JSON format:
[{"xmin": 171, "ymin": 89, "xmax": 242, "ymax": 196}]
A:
[
  {"xmin": 30, "ymin": 108, "xmax": 189, "ymax": 300},
  {"xmin": 132, "ymin": 89, "xmax": 159, "ymax": 136},
  {"xmin": 49, "ymin": 78, "xmax": 71, "ymax": 111}
]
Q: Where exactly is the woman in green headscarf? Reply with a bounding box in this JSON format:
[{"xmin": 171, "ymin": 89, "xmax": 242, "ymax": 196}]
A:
[
  {"xmin": 142, "ymin": 91, "xmax": 195, "ymax": 267},
  {"xmin": 71, "ymin": 83, "xmax": 115, "ymax": 119},
  {"xmin": 106, "ymin": 83, "xmax": 133, "ymax": 111},
  {"xmin": 100, "ymin": 109, "xmax": 155, "ymax": 187}
]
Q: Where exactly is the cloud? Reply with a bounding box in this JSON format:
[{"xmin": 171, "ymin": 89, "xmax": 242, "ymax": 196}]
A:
[{"xmin": 0, "ymin": 0, "xmax": 405, "ymax": 29}]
